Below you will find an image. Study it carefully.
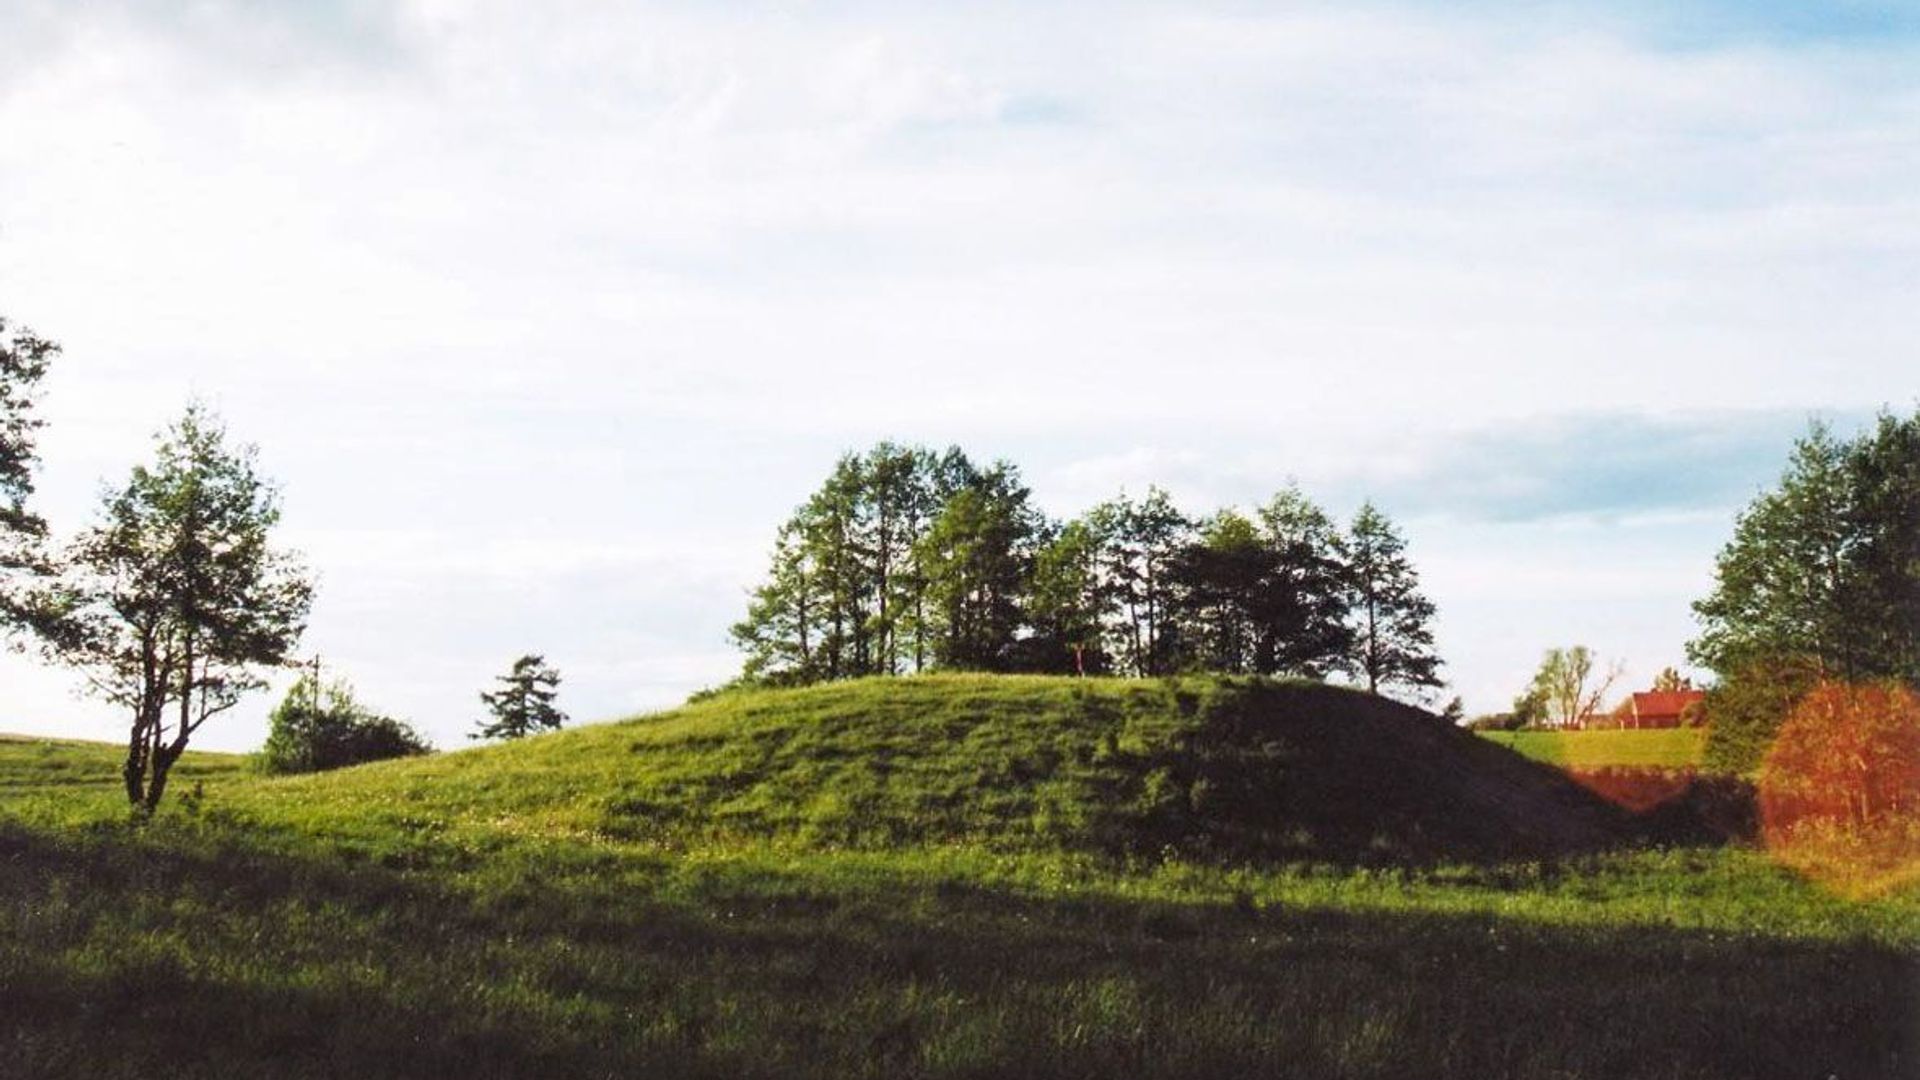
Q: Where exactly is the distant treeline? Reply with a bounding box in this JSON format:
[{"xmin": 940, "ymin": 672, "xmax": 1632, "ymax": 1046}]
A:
[{"xmin": 731, "ymin": 443, "xmax": 1443, "ymax": 696}]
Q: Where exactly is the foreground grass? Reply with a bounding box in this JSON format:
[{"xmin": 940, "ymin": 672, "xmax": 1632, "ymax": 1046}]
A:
[
  {"xmin": 2, "ymin": 679, "xmax": 1914, "ymax": 1078},
  {"xmin": 1483, "ymin": 728, "xmax": 1708, "ymax": 769}
]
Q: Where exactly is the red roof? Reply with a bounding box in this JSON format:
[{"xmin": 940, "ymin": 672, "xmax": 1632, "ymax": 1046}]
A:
[{"xmin": 1631, "ymin": 690, "xmax": 1705, "ymax": 720}]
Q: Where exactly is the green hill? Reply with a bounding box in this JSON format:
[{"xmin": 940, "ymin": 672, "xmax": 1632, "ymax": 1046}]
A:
[
  {"xmin": 2, "ymin": 676, "xmax": 1913, "ymax": 1080},
  {"xmin": 237, "ymin": 674, "xmax": 1629, "ymax": 864}
]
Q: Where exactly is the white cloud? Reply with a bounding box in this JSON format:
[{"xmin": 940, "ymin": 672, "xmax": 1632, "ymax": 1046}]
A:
[{"xmin": 0, "ymin": 1, "xmax": 1911, "ymax": 745}]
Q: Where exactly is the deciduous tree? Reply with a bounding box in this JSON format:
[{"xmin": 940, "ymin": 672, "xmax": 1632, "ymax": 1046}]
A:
[
  {"xmin": 1691, "ymin": 411, "xmax": 1920, "ymax": 769},
  {"xmin": 916, "ymin": 464, "xmax": 1038, "ymax": 671},
  {"xmin": 1023, "ymin": 516, "xmax": 1111, "ymax": 675},
  {"xmin": 0, "ymin": 316, "xmax": 58, "ymax": 633},
  {"xmin": 1526, "ymin": 646, "xmax": 1622, "ymax": 729},
  {"xmin": 53, "ymin": 404, "xmax": 313, "ymax": 811}
]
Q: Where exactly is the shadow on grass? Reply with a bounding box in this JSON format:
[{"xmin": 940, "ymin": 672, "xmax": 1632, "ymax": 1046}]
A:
[{"xmin": 2, "ymin": 820, "xmax": 1912, "ymax": 1080}]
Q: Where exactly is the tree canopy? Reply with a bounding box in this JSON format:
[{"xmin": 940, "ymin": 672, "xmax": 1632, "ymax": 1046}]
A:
[
  {"xmin": 1690, "ymin": 411, "xmax": 1920, "ymax": 684},
  {"xmin": 732, "ymin": 442, "xmax": 1444, "ymax": 701},
  {"xmin": 0, "ymin": 316, "xmax": 58, "ymax": 633},
  {"xmin": 51, "ymin": 404, "xmax": 313, "ymax": 811},
  {"xmin": 1690, "ymin": 410, "xmax": 1920, "ymax": 771},
  {"xmin": 474, "ymin": 654, "xmax": 567, "ymax": 740}
]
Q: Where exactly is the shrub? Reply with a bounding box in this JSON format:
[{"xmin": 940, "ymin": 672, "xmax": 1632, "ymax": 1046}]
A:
[
  {"xmin": 1758, "ymin": 680, "xmax": 1920, "ymax": 893},
  {"xmin": 259, "ymin": 675, "xmax": 432, "ymax": 774},
  {"xmin": 1761, "ymin": 680, "xmax": 1920, "ymax": 831}
]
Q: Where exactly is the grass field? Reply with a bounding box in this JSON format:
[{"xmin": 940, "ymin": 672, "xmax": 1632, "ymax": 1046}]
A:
[
  {"xmin": 2, "ymin": 676, "xmax": 1914, "ymax": 1079},
  {"xmin": 1480, "ymin": 727, "xmax": 1709, "ymax": 769},
  {"xmin": 0, "ymin": 733, "xmax": 245, "ymax": 793}
]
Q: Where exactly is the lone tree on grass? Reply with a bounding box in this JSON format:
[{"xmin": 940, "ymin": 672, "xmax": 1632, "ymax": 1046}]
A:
[
  {"xmin": 1527, "ymin": 645, "xmax": 1623, "ymax": 729},
  {"xmin": 52, "ymin": 404, "xmax": 312, "ymax": 812},
  {"xmin": 473, "ymin": 654, "xmax": 566, "ymax": 740}
]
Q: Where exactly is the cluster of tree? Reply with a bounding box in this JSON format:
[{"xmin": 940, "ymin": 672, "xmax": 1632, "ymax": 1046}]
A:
[
  {"xmin": 731, "ymin": 443, "xmax": 1443, "ymax": 697},
  {"xmin": 1, "ymin": 317, "xmax": 315, "ymax": 810},
  {"xmin": 1, "ymin": 314, "xmax": 571, "ymax": 808},
  {"xmin": 259, "ymin": 673, "xmax": 432, "ymax": 774},
  {"xmin": 261, "ymin": 652, "xmax": 565, "ymax": 773},
  {"xmin": 1473, "ymin": 658, "xmax": 1697, "ymax": 732},
  {"xmin": 1688, "ymin": 411, "xmax": 1920, "ymax": 772}
]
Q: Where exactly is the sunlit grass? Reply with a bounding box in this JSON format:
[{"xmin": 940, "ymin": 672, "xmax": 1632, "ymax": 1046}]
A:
[
  {"xmin": 1484, "ymin": 727, "xmax": 1708, "ymax": 769},
  {"xmin": 2, "ymin": 676, "xmax": 1913, "ymax": 1078}
]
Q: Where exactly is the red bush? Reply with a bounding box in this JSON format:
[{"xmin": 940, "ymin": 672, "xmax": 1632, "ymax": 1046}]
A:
[{"xmin": 1758, "ymin": 680, "xmax": 1920, "ymax": 894}]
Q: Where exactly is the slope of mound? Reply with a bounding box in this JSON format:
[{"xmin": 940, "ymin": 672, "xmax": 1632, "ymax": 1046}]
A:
[{"xmin": 245, "ymin": 675, "xmax": 1631, "ymax": 864}]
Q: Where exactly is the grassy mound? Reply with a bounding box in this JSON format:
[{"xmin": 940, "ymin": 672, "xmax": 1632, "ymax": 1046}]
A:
[
  {"xmin": 1, "ymin": 678, "xmax": 1914, "ymax": 1079},
  {"xmin": 240, "ymin": 674, "xmax": 1629, "ymax": 864}
]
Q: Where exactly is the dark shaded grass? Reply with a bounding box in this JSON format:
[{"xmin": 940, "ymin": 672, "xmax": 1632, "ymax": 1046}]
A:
[{"xmin": 2, "ymin": 819, "xmax": 1913, "ymax": 1080}]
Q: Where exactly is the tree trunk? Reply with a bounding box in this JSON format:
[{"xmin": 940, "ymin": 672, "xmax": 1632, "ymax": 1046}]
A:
[
  {"xmin": 143, "ymin": 743, "xmax": 182, "ymax": 814},
  {"xmin": 122, "ymin": 722, "xmax": 148, "ymax": 806}
]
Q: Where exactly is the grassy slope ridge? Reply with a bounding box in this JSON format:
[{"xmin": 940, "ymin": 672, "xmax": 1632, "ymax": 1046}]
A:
[
  {"xmin": 2, "ymin": 677, "xmax": 1914, "ymax": 1079},
  {"xmin": 241, "ymin": 674, "xmax": 1631, "ymax": 864},
  {"xmin": 0, "ymin": 735, "xmax": 242, "ymax": 794}
]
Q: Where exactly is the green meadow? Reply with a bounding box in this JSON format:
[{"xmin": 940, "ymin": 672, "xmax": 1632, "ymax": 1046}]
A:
[
  {"xmin": 1479, "ymin": 727, "xmax": 1709, "ymax": 769},
  {"xmin": 3, "ymin": 676, "xmax": 1914, "ymax": 1079}
]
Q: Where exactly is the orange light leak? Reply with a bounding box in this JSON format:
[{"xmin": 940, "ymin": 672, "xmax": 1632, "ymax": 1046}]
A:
[
  {"xmin": 1565, "ymin": 767, "xmax": 1694, "ymax": 814},
  {"xmin": 1759, "ymin": 681, "xmax": 1920, "ymax": 899}
]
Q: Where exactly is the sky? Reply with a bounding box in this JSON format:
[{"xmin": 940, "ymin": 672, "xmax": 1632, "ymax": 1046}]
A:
[{"xmin": 0, "ymin": 0, "xmax": 1913, "ymax": 751}]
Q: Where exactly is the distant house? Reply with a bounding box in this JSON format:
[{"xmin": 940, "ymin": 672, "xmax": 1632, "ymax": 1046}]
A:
[{"xmin": 1622, "ymin": 689, "xmax": 1706, "ymax": 729}]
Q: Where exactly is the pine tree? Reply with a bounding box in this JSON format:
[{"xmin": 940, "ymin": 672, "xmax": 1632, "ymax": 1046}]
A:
[
  {"xmin": 1345, "ymin": 502, "xmax": 1442, "ymax": 697},
  {"xmin": 1169, "ymin": 509, "xmax": 1267, "ymax": 673},
  {"xmin": 1090, "ymin": 488, "xmax": 1190, "ymax": 676},
  {"xmin": 473, "ymin": 654, "xmax": 567, "ymax": 740},
  {"xmin": 1251, "ymin": 487, "xmax": 1354, "ymax": 678}
]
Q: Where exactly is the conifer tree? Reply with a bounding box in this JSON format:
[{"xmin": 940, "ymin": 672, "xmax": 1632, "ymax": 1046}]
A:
[
  {"xmin": 1170, "ymin": 509, "xmax": 1267, "ymax": 673},
  {"xmin": 1090, "ymin": 487, "xmax": 1190, "ymax": 676},
  {"xmin": 473, "ymin": 654, "xmax": 566, "ymax": 740},
  {"xmin": 1345, "ymin": 502, "xmax": 1443, "ymax": 697},
  {"xmin": 1251, "ymin": 487, "xmax": 1354, "ymax": 678}
]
